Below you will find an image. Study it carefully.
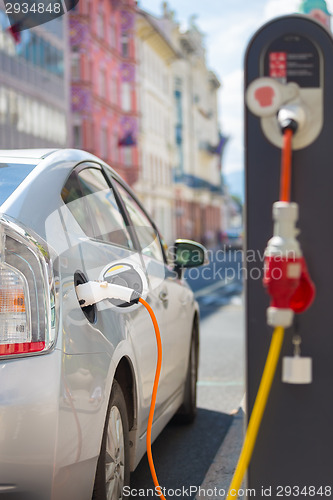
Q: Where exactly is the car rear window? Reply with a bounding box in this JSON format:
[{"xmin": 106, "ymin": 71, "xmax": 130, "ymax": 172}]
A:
[{"xmin": 0, "ymin": 163, "xmax": 36, "ymax": 205}]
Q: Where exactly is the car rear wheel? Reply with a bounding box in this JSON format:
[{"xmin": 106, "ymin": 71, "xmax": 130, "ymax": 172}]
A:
[
  {"xmin": 175, "ymin": 322, "xmax": 199, "ymax": 424},
  {"xmin": 92, "ymin": 380, "xmax": 130, "ymax": 500}
]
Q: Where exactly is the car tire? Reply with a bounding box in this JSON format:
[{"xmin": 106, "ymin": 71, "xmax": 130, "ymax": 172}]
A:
[
  {"xmin": 175, "ymin": 322, "xmax": 199, "ymax": 424},
  {"xmin": 92, "ymin": 380, "xmax": 130, "ymax": 500}
]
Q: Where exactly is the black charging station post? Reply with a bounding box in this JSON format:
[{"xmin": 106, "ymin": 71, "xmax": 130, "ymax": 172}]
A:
[{"xmin": 245, "ymin": 15, "xmax": 333, "ymax": 496}]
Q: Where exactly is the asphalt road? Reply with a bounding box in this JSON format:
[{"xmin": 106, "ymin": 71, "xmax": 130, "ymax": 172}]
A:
[
  {"xmin": 130, "ymin": 249, "xmax": 245, "ymax": 498},
  {"xmin": 185, "ymin": 248, "xmax": 243, "ymax": 319},
  {"xmin": 184, "ymin": 248, "xmax": 243, "ymax": 289}
]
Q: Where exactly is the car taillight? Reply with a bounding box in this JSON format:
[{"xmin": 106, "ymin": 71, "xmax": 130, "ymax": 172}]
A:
[{"xmin": 0, "ymin": 219, "xmax": 57, "ymax": 358}]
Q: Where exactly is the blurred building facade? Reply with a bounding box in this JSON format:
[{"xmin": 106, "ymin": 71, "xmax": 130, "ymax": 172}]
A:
[
  {"xmin": 135, "ymin": 4, "xmax": 227, "ymax": 246},
  {"xmin": 69, "ymin": 0, "xmax": 139, "ymax": 186},
  {"xmin": 0, "ymin": 8, "xmax": 68, "ymax": 148},
  {"xmin": 0, "ymin": 1, "xmax": 226, "ymax": 246},
  {"xmin": 135, "ymin": 9, "xmax": 179, "ymax": 244},
  {"xmin": 171, "ymin": 17, "xmax": 225, "ymax": 247}
]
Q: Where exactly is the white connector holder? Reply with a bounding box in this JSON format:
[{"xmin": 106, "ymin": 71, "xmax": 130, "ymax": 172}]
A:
[
  {"xmin": 282, "ymin": 356, "xmax": 312, "ymax": 384},
  {"xmin": 265, "ymin": 202, "xmax": 302, "ymax": 258},
  {"xmin": 267, "ymin": 307, "xmax": 294, "ymax": 328}
]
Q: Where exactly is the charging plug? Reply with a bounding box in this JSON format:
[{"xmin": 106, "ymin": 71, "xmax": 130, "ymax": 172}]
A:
[
  {"xmin": 277, "ymin": 103, "xmax": 307, "ymax": 134},
  {"xmin": 75, "ymin": 261, "xmax": 148, "ymax": 310},
  {"xmin": 76, "ymin": 281, "xmax": 141, "ymax": 307}
]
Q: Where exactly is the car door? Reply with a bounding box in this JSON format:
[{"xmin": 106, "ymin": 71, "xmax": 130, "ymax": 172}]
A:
[
  {"xmin": 62, "ymin": 163, "xmax": 172, "ymax": 437},
  {"xmin": 112, "ymin": 178, "xmax": 193, "ymax": 401}
]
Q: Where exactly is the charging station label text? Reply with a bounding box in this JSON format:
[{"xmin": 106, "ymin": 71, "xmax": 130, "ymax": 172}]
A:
[{"xmin": 264, "ymin": 35, "xmax": 320, "ymax": 88}]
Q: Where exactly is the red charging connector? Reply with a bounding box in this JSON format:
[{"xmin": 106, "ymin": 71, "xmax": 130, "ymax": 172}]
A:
[
  {"xmin": 263, "ymin": 201, "xmax": 315, "ymax": 327},
  {"xmin": 264, "ymin": 256, "xmax": 315, "ymax": 313}
]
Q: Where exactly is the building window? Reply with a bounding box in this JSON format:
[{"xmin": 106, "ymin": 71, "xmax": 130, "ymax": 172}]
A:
[
  {"xmin": 80, "ymin": 0, "xmax": 91, "ymax": 15},
  {"xmin": 123, "ymin": 147, "xmax": 132, "ymax": 167},
  {"xmin": 109, "ymin": 19, "xmax": 116, "ymax": 48},
  {"xmin": 71, "ymin": 53, "xmax": 80, "ymax": 80},
  {"xmin": 110, "ymin": 134, "xmax": 118, "ymax": 163},
  {"xmin": 121, "ymin": 82, "xmax": 131, "ymax": 111},
  {"xmin": 73, "ymin": 124, "xmax": 82, "ymax": 149},
  {"xmin": 29, "ymin": 33, "xmax": 39, "ymax": 65},
  {"xmin": 0, "ymin": 84, "xmax": 67, "ymax": 145},
  {"xmin": 84, "ymin": 0, "xmax": 91, "ymax": 15},
  {"xmin": 45, "ymin": 44, "xmax": 63, "ymax": 76},
  {"xmin": 97, "ymin": 7, "xmax": 105, "ymax": 39},
  {"xmin": 89, "ymin": 58, "xmax": 94, "ymax": 81},
  {"xmin": 0, "ymin": 30, "xmax": 15, "ymax": 56},
  {"xmin": 8, "ymin": 89, "xmax": 18, "ymax": 127},
  {"xmin": 163, "ymin": 73, "xmax": 169, "ymax": 94},
  {"xmin": 84, "ymin": 54, "xmax": 90, "ymax": 81},
  {"xmin": 44, "ymin": 41, "xmax": 53, "ymax": 72},
  {"xmin": 0, "ymin": 87, "xmax": 8, "ymax": 124},
  {"xmin": 158, "ymin": 159, "xmax": 163, "ymax": 185},
  {"xmin": 0, "ymin": 24, "xmax": 63, "ymax": 77},
  {"xmin": 87, "ymin": 121, "xmax": 93, "ymax": 151},
  {"xmin": 110, "ymin": 77, "xmax": 117, "ymax": 104},
  {"xmin": 121, "ymin": 32, "xmax": 129, "ymax": 58},
  {"xmin": 99, "ymin": 67, "xmax": 107, "ymax": 98},
  {"xmin": 101, "ymin": 126, "xmax": 108, "ymax": 159}
]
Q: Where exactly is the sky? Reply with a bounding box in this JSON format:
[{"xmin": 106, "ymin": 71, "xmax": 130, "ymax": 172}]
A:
[{"xmin": 137, "ymin": 0, "xmax": 333, "ymax": 195}]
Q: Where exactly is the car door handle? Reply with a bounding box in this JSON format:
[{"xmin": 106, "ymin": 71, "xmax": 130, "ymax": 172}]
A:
[{"xmin": 159, "ymin": 290, "xmax": 168, "ymax": 303}]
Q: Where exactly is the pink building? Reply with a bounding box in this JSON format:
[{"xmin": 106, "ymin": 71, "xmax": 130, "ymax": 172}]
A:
[{"xmin": 69, "ymin": 0, "xmax": 139, "ymax": 186}]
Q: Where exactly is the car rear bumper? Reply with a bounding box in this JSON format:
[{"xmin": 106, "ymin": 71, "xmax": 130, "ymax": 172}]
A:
[{"xmin": 0, "ymin": 349, "xmax": 61, "ymax": 499}]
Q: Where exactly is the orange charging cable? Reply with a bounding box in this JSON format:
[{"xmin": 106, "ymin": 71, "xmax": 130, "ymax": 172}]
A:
[
  {"xmin": 138, "ymin": 297, "xmax": 167, "ymax": 500},
  {"xmin": 280, "ymin": 128, "xmax": 294, "ymax": 202}
]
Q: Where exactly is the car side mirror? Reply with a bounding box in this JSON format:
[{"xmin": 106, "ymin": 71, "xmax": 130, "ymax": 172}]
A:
[{"xmin": 171, "ymin": 239, "xmax": 209, "ymax": 269}]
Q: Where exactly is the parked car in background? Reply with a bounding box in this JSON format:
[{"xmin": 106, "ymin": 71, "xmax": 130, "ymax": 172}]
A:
[
  {"xmin": 221, "ymin": 228, "xmax": 243, "ymax": 250},
  {"xmin": 0, "ymin": 149, "xmax": 208, "ymax": 500}
]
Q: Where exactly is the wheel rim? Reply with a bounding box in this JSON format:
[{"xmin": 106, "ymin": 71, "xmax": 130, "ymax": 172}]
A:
[{"xmin": 105, "ymin": 406, "xmax": 125, "ymax": 500}]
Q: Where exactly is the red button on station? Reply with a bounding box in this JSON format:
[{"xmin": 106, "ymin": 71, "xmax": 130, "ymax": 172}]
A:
[{"xmin": 254, "ymin": 86, "xmax": 275, "ymax": 108}]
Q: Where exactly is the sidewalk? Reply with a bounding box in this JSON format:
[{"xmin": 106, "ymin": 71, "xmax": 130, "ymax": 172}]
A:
[
  {"xmin": 197, "ymin": 299, "xmax": 245, "ymax": 415},
  {"xmin": 196, "ymin": 299, "xmax": 245, "ymax": 499},
  {"xmin": 196, "ymin": 408, "xmax": 244, "ymax": 499}
]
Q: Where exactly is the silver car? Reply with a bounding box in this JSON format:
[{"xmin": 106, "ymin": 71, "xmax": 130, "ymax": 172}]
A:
[{"xmin": 0, "ymin": 149, "xmax": 207, "ymax": 500}]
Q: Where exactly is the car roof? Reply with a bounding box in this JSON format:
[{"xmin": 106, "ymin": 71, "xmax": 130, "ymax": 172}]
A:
[
  {"xmin": 0, "ymin": 148, "xmax": 162, "ymax": 245},
  {"xmin": 0, "ymin": 149, "xmax": 59, "ymax": 160},
  {"xmin": 0, "ymin": 149, "xmax": 127, "ymax": 184},
  {"xmin": 0, "ymin": 149, "xmax": 131, "ymax": 187},
  {"xmin": 0, "ymin": 149, "xmax": 133, "ymax": 190}
]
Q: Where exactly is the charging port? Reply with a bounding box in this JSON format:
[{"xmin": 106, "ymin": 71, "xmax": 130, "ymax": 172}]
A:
[{"xmin": 74, "ymin": 271, "xmax": 97, "ymax": 323}]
